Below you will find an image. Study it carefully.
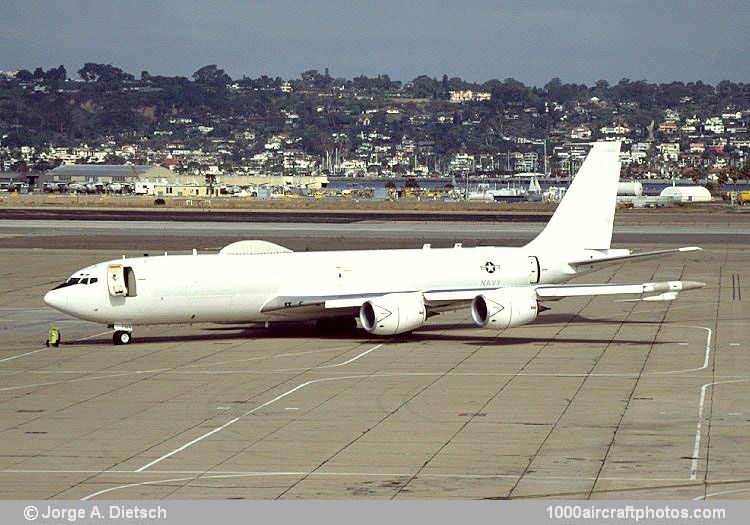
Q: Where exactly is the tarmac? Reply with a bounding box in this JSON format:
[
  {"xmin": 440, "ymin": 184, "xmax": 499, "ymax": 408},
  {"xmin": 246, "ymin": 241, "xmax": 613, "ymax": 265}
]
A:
[{"xmin": 0, "ymin": 210, "xmax": 747, "ymax": 499}]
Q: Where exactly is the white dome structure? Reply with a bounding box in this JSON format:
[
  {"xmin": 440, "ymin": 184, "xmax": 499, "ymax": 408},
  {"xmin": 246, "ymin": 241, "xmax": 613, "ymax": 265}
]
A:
[{"xmin": 659, "ymin": 186, "xmax": 712, "ymax": 203}]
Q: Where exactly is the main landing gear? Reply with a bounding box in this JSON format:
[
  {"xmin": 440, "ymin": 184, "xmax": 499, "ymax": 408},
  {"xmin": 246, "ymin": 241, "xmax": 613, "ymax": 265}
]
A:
[{"xmin": 112, "ymin": 324, "xmax": 133, "ymax": 345}]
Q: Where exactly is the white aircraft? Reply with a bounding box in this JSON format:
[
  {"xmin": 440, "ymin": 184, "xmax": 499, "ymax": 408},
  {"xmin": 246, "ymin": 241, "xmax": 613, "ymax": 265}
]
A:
[{"xmin": 44, "ymin": 142, "xmax": 704, "ymax": 345}]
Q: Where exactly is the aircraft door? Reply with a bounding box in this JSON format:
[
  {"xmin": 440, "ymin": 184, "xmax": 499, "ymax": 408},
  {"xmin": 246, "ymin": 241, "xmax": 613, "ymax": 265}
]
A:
[
  {"xmin": 108, "ymin": 265, "xmax": 127, "ymax": 296},
  {"xmin": 528, "ymin": 256, "xmax": 540, "ymax": 284},
  {"xmin": 107, "ymin": 264, "xmax": 137, "ymax": 297}
]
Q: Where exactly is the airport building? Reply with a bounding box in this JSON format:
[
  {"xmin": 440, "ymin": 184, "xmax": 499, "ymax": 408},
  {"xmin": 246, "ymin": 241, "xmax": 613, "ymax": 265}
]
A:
[
  {"xmin": 40, "ymin": 165, "xmax": 329, "ymax": 191},
  {"xmin": 43, "ymin": 164, "xmax": 173, "ymax": 183}
]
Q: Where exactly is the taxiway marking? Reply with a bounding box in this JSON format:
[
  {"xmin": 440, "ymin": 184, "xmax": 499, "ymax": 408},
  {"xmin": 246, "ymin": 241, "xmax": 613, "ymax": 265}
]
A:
[
  {"xmin": 135, "ymin": 374, "xmax": 369, "ymax": 473},
  {"xmin": 690, "ymin": 379, "xmax": 750, "ymax": 480}
]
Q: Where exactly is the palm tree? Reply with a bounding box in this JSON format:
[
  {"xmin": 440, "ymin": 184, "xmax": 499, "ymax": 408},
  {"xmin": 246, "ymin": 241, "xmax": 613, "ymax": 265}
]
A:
[
  {"xmin": 204, "ymin": 172, "xmax": 217, "ymax": 196},
  {"xmin": 690, "ymin": 167, "xmax": 703, "ymax": 186}
]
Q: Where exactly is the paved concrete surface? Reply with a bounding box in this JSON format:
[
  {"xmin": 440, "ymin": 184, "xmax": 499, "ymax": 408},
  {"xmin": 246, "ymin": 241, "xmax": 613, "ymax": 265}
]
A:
[
  {"xmin": 1, "ymin": 211, "xmax": 749, "ymax": 251},
  {"xmin": 0, "ymin": 213, "xmax": 747, "ymax": 499}
]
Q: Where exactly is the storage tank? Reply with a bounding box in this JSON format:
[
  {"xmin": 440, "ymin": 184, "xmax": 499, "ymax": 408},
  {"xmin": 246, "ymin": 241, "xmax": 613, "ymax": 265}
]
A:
[
  {"xmin": 659, "ymin": 186, "xmax": 712, "ymax": 203},
  {"xmin": 617, "ymin": 181, "xmax": 643, "ymax": 196}
]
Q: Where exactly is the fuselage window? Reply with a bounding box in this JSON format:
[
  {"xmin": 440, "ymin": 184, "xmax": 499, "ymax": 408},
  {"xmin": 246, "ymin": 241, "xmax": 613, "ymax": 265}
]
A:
[
  {"xmin": 80, "ymin": 278, "xmax": 88, "ymax": 284},
  {"xmin": 89, "ymin": 278, "xmax": 98, "ymax": 284}
]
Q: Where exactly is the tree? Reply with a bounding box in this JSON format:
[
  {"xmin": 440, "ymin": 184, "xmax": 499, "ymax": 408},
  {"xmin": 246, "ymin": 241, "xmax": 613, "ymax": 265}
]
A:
[
  {"xmin": 441, "ymin": 74, "xmax": 449, "ymax": 98},
  {"xmin": 205, "ymin": 172, "xmax": 217, "ymax": 195},
  {"xmin": 51, "ymin": 65, "xmax": 67, "ymax": 82},
  {"xmin": 300, "ymin": 69, "xmax": 324, "ymax": 88},
  {"xmin": 717, "ymin": 169, "xmax": 729, "ymax": 188},
  {"xmin": 16, "ymin": 69, "xmax": 33, "ymax": 82},
  {"xmin": 409, "ymin": 75, "xmax": 440, "ymax": 98},
  {"xmin": 404, "ymin": 177, "xmax": 420, "ymax": 189},
  {"xmin": 78, "ymin": 63, "xmax": 134, "ymax": 82},
  {"xmin": 690, "ymin": 167, "xmax": 704, "ymax": 185},
  {"xmin": 192, "ymin": 65, "xmax": 231, "ymax": 86}
]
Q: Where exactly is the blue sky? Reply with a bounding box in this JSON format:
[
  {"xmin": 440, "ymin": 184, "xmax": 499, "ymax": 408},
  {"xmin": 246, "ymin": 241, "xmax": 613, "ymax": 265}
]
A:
[{"xmin": 1, "ymin": 0, "xmax": 748, "ymax": 85}]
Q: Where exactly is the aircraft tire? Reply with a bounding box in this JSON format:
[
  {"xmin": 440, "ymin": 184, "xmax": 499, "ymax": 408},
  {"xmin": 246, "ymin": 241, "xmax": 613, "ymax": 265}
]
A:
[{"xmin": 113, "ymin": 331, "xmax": 132, "ymax": 345}]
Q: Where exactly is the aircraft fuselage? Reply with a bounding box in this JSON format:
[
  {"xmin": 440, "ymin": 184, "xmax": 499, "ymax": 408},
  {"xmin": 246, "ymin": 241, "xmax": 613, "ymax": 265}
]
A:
[{"xmin": 44, "ymin": 246, "xmax": 573, "ymax": 326}]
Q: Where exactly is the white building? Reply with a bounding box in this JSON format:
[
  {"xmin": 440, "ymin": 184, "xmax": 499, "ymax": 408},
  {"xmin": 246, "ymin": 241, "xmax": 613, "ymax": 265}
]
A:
[
  {"xmin": 658, "ymin": 143, "xmax": 680, "ymax": 162},
  {"xmin": 660, "ymin": 186, "xmax": 712, "ymax": 203},
  {"xmin": 570, "ymin": 127, "xmax": 592, "ymax": 140},
  {"xmin": 449, "ymin": 90, "xmax": 491, "ymax": 103}
]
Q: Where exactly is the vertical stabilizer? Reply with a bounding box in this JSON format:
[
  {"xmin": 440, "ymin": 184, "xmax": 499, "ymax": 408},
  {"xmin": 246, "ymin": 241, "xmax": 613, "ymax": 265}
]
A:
[{"xmin": 526, "ymin": 141, "xmax": 621, "ymax": 251}]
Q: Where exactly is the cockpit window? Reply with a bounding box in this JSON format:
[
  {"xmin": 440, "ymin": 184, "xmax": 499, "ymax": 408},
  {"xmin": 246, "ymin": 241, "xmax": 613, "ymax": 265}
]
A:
[
  {"xmin": 51, "ymin": 274, "xmax": 99, "ymax": 290},
  {"xmin": 51, "ymin": 277, "xmax": 81, "ymax": 290}
]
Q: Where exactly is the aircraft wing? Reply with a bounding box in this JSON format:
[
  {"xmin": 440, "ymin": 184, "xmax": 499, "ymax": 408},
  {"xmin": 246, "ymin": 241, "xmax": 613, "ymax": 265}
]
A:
[
  {"xmin": 260, "ymin": 279, "xmax": 705, "ymax": 318},
  {"xmin": 422, "ymin": 280, "xmax": 705, "ymax": 308},
  {"xmin": 261, "ymin": 293, "xmax": 378, "ymax": 312},
  {"xmin": 534, "ymin": 280, "xmax": 705, "ymax": 300},
  {"xmin": 569, "ymin": 246, "xmax": 702, "ymax": 270}
]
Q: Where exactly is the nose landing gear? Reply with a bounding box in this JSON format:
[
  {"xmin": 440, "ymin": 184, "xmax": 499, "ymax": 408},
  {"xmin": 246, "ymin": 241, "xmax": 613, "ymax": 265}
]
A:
[
  {"xmin": 112, "ymin": 324, "xmax": 133, "ymax": 345},
  {"xmin": 113, "ymin": 331, "xmax": 132, "ymax": 345}
]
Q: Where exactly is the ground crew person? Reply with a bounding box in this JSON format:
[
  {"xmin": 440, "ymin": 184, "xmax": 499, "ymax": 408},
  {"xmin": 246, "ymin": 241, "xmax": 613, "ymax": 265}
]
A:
[{"xmin": 46, "ymin": 323, "xmax": 60, "ymax": 347}]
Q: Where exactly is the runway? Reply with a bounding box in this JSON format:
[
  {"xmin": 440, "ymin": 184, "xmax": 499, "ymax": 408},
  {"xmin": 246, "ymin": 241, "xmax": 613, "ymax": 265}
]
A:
[
  {"xmin": 0, "ymin": 212, "xmax": 747, "ymax": 499},
  {"xmin": 0, "ymin": 210, "xmax": 749, "ymax": 251}
]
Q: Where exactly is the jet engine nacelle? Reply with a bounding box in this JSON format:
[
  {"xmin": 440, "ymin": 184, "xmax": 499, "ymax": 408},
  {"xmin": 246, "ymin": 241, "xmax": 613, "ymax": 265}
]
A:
[
  {"xmin": 359, "ymin": 292, "xmax": 426, "ymax": 335},
  {"xmin": 471, "ymin": 287, "xmax": 538, "ymax": 329}
]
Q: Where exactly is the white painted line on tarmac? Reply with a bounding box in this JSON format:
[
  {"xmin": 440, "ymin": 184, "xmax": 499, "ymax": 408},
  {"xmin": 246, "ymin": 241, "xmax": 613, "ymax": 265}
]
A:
[
  {"xmin": 133, "ymin": 344, "xmax": 387, "ymax": 472},
  {"xmin": 653, "ymin": 326, "xmax": 712, "ymax": 375},
  {"xmin": 82, "ymin": 475, "xmax": 209, "ymax": 500},
  {"xmin": 694, "ymin": 488, "xmax": 750, "ymax": 500},
  {"xmin": 178, "ymin": 346, "xmax": 352, "ymax": 370},
  {"xmin": 0, "ymin": 467, "xmax": 725, "ymax": 484},
  {"xmin": 135, "ymin": 418, "xmax": 242, "ymax": 473},
  {"xmin": 0, "ymin": 347, "xmax": 49, "ymax": 363},
  {"xmin": 0, "ymin": 329, "xmax": 113, "ymax": 365},
  {"xmin": 135, "ymin": 373, "xmax": 369, "ymax": 473},
  {"xmin": 0, "ymin": 368, "xmax": 170, "ymax": 392},
  {"xmin": 319, "ymin": 343, "xmax": 384, "ymax": 368},
  {"xmin": 0, "ymin": 466, "xmax": 738, "ymax": 500},
  {"xmin": 81, "ymin": 468, "xmax": 725, "ymax": 501},
  {"xmin": 72, "ymin": 330, "xmax": 114, "ymax": 342},
  {"xmin": 690, "ymin": 379, "xmax": 750, "ymax": 481}
]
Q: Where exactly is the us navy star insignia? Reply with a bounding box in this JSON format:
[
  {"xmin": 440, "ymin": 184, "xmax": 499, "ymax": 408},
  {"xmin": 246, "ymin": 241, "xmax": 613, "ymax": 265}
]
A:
[{"xmin": 481, "ymin": 261, "xmax": 499, "ymax": 273}]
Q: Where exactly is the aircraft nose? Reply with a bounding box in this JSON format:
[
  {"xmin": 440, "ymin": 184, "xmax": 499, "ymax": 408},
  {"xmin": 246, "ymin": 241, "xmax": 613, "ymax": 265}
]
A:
[{"xmin": 44, "ymin": 289, "xmax": 68, "ymax": 311}]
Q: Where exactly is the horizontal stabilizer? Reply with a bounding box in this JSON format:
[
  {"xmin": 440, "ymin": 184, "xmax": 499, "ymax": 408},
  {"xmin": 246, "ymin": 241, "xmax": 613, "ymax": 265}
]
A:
[{"xmin": 570, "ymin": 246, "xmax": 703, "ymax": 269}]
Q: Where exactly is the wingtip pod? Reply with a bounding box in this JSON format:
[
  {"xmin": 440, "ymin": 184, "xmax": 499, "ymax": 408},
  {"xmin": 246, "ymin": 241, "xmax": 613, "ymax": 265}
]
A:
[{"xmin": 681, "ymin": 281, "xmax": 706, "ymax": 290}]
